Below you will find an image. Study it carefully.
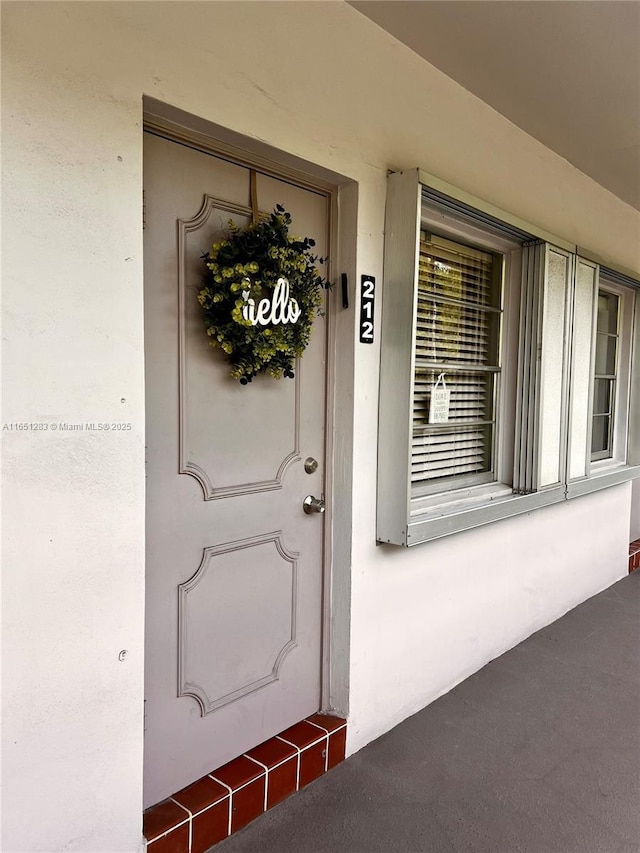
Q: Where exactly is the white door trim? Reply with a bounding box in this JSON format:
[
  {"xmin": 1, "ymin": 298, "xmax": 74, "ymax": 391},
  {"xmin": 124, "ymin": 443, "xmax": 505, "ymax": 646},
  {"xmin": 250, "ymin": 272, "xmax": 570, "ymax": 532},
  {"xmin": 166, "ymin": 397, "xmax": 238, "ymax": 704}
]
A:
[{"xmin": 143, "ymin": 111, "xmax": 341, "ymax": 196}]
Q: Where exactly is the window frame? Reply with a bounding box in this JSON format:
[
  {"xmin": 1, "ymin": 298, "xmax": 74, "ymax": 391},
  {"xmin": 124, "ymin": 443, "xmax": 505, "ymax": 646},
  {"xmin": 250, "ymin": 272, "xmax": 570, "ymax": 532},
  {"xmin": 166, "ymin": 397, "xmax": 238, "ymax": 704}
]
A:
[
  {"xmin": 410, "ymin": 215, "xmax": 515, "ymax": 500},
  {"xmin": 590, "ymin": 278, "xmax": 634, "ymax": 469},
  {"xmin": 377, "ymin": 171, "xmax": 568, "ymax": 546},
  {"xmin": 591, "ymin": 287, "xmax": 620, "ymax": 462},
  {"xmin": 377, "ymin": 169, "xmax": 640, "ymax": 546},
  {"xmin": 566, "ymin": 268, "xmax": 639, "ymax": 499}
]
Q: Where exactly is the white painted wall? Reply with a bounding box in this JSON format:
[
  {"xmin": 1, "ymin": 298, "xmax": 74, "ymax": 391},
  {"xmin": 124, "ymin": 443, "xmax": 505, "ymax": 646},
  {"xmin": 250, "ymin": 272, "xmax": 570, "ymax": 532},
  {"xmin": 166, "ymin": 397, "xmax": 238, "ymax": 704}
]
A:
[
  {"xmin": 2, "ymin": 3, "xmax": 638, "ymax": 851},
  {"xmin": 348, "ymin": 484, "xmax": 631, "ymax": 749},
  {"xmin": 631, "ymin": 480, "xmax": 640, "ymax": 541}
]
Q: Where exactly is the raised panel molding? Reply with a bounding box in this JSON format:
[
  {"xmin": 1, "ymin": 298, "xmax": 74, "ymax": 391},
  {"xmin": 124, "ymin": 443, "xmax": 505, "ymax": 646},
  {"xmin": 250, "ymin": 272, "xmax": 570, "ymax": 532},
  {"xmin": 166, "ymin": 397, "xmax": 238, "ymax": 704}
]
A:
[
  {"xmin": 178, "ymin": 194, "xmax": 301, "ymax": 500},
  {"xmin": 178, "ymin": 531, "xmax": 299, "ymax": 716}
]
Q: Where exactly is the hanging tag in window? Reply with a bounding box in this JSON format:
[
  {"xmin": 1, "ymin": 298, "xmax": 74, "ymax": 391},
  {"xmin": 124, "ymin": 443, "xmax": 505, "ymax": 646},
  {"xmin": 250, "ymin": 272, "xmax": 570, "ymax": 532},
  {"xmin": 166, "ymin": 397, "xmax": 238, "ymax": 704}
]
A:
[{"xmin": 429, "ymin": 372, "xmax": 450, "ymax": 424}]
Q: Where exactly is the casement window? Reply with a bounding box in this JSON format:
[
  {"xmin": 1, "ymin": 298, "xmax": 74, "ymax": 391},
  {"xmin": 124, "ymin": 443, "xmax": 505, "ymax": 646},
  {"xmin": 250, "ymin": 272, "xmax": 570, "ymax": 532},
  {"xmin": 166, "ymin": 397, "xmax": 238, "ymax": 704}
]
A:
[{"xmin": 377, "ymin": 169, "xmax": 640, "ymax": 546}]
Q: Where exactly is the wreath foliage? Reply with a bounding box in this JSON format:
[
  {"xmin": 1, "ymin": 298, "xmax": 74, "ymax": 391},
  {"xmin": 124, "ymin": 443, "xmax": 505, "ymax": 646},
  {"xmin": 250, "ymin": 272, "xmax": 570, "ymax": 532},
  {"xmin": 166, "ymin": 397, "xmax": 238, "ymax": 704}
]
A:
[{"xmin": 198, "ymin": 205, "xmax": 330, "ymax": 384}]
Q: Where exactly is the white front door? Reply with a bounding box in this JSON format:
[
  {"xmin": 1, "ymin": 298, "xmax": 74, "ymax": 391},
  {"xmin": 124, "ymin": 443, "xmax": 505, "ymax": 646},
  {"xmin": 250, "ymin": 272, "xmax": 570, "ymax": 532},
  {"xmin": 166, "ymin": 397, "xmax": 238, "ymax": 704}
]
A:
[{"xmin": 143, "ymin": 131, "xmax": 329, "ymax": 808}]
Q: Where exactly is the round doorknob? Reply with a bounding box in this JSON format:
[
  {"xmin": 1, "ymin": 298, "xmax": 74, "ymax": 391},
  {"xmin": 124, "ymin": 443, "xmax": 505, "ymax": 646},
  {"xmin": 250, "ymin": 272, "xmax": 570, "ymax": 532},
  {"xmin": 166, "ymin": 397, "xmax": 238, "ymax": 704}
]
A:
[{"xmin": 303, "ymin": 495, "xmax": 325, "ymax": 514}]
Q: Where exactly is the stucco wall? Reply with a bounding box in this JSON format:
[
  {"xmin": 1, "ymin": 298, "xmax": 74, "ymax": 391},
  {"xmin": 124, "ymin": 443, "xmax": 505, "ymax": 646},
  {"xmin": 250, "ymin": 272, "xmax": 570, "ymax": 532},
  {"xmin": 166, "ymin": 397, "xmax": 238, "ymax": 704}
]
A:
[
  {"xmin": 631, "ymin": 480, "xmax": 640, "ymax": 540},
  {"xmin": 2, "ymin": 3, "xmax": 638, "ymax": 851}
]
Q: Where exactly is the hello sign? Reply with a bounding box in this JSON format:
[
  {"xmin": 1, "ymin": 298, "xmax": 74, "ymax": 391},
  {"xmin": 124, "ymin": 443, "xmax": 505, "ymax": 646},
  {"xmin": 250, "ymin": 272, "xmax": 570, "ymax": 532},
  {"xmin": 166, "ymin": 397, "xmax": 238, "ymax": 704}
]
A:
[{"xmin": 241, "ymin": 277, "xmax": 301, "ymax": 326}]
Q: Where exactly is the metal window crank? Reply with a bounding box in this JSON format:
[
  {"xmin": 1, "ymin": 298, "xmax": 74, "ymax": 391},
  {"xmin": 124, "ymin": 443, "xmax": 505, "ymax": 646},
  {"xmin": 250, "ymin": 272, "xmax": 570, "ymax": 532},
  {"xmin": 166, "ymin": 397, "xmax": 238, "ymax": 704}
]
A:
[{"xmin": 303, "ymin": 495, "xmax": 325, "ymax": 514}]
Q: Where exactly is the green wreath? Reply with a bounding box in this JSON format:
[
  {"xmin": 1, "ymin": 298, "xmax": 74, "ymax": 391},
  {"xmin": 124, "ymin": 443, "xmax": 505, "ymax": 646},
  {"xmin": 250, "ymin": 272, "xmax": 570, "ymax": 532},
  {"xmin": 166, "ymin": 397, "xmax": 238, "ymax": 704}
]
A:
[{"xmin": 198, "ymin": 205, "xmax": 330, "ymax": 384}]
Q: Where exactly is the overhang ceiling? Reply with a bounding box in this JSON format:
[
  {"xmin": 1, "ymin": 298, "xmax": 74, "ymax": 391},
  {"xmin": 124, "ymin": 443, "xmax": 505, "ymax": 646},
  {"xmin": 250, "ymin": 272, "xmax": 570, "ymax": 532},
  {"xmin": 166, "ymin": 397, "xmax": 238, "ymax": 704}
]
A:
[{"xmin": 349, "ymin": 1, "xmax": 640, "ymax": 211}]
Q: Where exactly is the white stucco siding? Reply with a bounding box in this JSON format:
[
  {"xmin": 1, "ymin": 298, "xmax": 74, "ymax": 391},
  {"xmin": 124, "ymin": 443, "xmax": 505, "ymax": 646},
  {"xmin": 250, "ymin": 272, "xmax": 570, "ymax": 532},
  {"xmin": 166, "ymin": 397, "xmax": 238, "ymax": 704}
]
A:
[
  {"xmin": 631, "ymin": 480, "xmax": 640, "ymax": 540},
  {"xmin": 2, "ymin": 13, "xmax": 148, "ymax": 853},
  {"xmin": 2, "ymin": 3, "xmax": 639, "ymax": 851},
  {"xmin": 347, "ymin": 484, "xmax": 631, "ymax": 750}
]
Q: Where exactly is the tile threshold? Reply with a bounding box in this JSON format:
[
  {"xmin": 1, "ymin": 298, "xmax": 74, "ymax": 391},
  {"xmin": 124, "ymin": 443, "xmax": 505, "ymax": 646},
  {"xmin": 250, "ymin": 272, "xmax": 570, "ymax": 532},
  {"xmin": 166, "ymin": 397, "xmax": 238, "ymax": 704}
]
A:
[{"xmin": 144, "ymin": 713, "xmax": 347, "ymax": 853}]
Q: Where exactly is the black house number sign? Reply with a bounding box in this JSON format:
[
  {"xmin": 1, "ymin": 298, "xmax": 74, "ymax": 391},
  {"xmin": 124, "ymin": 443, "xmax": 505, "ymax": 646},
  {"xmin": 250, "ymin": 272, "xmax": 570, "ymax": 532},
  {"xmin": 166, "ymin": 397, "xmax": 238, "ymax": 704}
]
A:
[{"xmin": 359, "ymin": 275, "xmax": 375, "ymax": 344}]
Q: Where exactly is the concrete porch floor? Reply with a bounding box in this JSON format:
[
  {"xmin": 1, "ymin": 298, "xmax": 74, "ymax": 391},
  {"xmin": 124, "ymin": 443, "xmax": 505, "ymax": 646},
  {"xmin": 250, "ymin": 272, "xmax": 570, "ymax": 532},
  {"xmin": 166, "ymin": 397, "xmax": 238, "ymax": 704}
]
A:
[{"xmin": 216, "ymin": 571, "xmax": 640, "ymax": 853}]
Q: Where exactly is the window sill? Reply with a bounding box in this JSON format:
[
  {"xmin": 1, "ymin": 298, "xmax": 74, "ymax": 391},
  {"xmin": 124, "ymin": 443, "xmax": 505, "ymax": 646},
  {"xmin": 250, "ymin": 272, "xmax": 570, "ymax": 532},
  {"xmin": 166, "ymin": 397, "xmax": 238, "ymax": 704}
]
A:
[
  {"xmin": 403, "ymin": 484, "xmax": 565, "ymax": 546},
  {"xmin": 566, "ymin": 463, "xmax": 640, "ymax": 499},
  {"xmin": 410, "ymin": 482, "xmax": 512, "ymax": 516},
  {"xmin": 394, "ymin": 465, "xmax": 640, "ymax": 545}
]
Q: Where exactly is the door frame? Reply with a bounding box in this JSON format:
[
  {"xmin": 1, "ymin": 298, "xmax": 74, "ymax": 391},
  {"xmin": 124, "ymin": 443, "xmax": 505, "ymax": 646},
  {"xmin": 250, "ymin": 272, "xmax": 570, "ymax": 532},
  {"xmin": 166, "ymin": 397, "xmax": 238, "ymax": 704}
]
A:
[{"xmin": 142, "ymin": 100, "xmax": 354, "ymax": 730}]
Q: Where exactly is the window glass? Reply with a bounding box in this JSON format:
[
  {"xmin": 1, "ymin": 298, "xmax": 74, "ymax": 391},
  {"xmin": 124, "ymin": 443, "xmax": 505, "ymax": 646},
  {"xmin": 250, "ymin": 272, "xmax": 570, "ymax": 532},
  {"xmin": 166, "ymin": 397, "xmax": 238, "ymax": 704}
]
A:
[
  {"xmin": 591, "ymin": 415, "xmax": 611, "ymax": 455},
  {"xmin": 592, "ymin": 378, "xmax": 611, "ymax": 415},
  {"xmin": 594, "ymin": 334, "xmax": 617, "ymax": 375},
  {"xmin": 591, "ymin": 289, "xmax": 619, "ymax": 460},
  {"xmin": 597, "ymin": 292, "xmax": 619, "ymax": 334},
  {"xmin": 412, "ymin": 233, "xmax": 501, "ymax": 492}
]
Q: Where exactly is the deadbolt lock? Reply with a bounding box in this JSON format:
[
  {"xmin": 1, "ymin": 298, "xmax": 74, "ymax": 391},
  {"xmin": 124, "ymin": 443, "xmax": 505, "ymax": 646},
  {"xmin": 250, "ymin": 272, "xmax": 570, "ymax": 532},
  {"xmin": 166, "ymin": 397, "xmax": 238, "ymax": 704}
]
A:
[{"xmin": 304, "ymin": 457, "xmax": 319, "ymax": 474}]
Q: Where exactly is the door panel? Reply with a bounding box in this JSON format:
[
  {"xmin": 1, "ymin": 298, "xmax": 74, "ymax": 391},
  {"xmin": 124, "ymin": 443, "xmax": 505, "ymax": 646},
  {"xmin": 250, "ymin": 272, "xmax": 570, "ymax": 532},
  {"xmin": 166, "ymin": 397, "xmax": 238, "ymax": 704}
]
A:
[
  {"xmin": 178, "ymin": 533, "xmax": 298, "ymax": 712},
  {"xmin": 143, "ymin": 132, "xmax": 328, "ymax": 808},
  {"xmin": 180, "ymin": 200, "xmax": 299, "ymax": 496}
]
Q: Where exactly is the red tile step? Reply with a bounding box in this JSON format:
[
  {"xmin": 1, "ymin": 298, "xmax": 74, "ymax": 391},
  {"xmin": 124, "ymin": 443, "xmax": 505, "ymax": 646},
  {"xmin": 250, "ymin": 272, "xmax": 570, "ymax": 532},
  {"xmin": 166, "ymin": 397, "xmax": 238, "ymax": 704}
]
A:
[
  {"xmin": 629, "ymin": 538, "xmax": 640, "ymax": 573},
  {"xmin": 144, "ymin": 713, "xmax": 347, "ymax": 852}
]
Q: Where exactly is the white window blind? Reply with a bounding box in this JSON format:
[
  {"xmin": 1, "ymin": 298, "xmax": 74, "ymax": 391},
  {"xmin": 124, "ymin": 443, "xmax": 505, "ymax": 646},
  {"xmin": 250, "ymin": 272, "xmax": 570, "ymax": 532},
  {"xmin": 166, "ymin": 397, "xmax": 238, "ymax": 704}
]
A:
[{"xmin": 412, "ymin": 233, "xmax": 501, "ymax": 492}]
